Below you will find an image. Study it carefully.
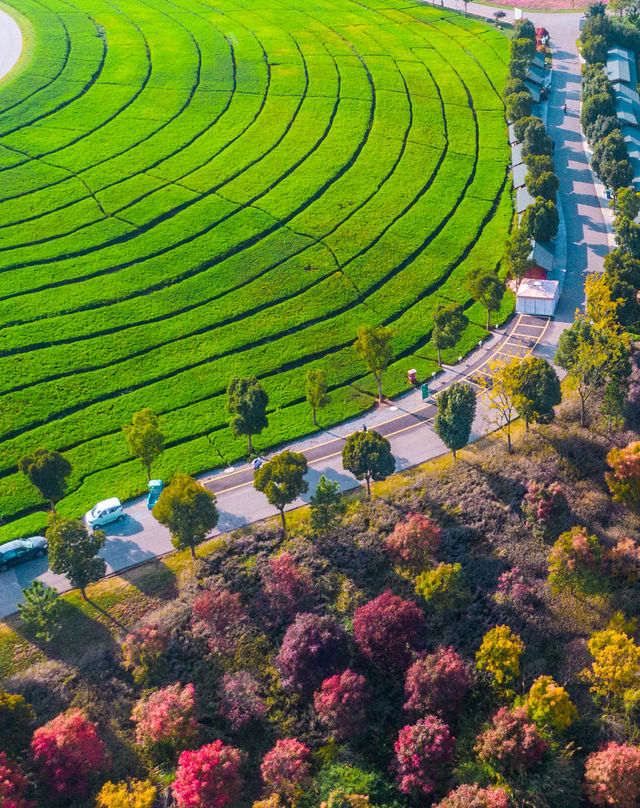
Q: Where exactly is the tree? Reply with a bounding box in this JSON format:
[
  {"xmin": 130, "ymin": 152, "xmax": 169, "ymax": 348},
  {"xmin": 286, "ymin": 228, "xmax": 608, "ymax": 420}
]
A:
[
  {"xmin": 606, "ymin": 441, "xmax": 640, "ymax": 510},
  {"xmin": 219, "ymin": 672, "xmax": 265, "ymax": 730},
  {"xmin": 614, "ymin": 186, "xmax": 640, "ymax": 221},
  {"xmin": 524, "ymin": 153, "xmax": 555, "ymax": 178},
  {"xmin": 582, "ymin": 93, "xmax": 616, "ymax": 133},
  {"xmin": 353, "ymin": 590, "xmax": 426, "ymax": 669},
  {"xmin": 341, "ymin": 429, "xmax": 395, "ymax": 498},
  {"xmin": 582, "ymin": 33, "xmax": 608, "ymax": 63},
  {"xmin": 583, "ymin": 743, "xmax": 640, "ymax": 808},
  {"xmin": 475, "ymin": 707, "xmax": 547, "ymax": 773},
  {"xmin": 18, "ymin": 580, "xmax": 61, "ymax": 642},
  {"xmin": 227, "ymin": 376, "xmax": 269, "ymax": 453},
  {"xmin": 514, "ymin": 18, "xmax": 536, "ymax": 39},
  {"xmin": 615, "ymin": 216, "xmax": 640, "ymax": 258},
  {"xmin": 601, "ymin": 158, "xmax": 633, "ymax": 192},
  {"xmin": 313, "ymin": 670, "xmax": 369, "ymax": 740},
  {"xmin": 306, "ymin": 368, "xmax": 329, "ymax": 426},
  {"xmin": 254, "ymin": 450, "xmax": 308, "ymax": 531},
  {"xmin": 509, "ymin": 356, "xmax": 561, "ymax": 428},
  {"xmin": 522, "ymin": 198, "xmax": 559, "ymax": 241},
  {"xmin": 122, "ymin": 407, "xmax": 164, "ymax": 481},
  {"xmin": 510, "ymin": 37, "xmax": 536, "ymax": 62},
  {"xmin": 503, "ymin": 77, "xmax": 526, "ymax": 99},
  {"xmin": 435, "ymin": 784, "xmax": 509, "ymax": 808},
  {"xmin": 414, "ymin": 562, "xmax": 469, "ymax": 612},
  {"xmin": 261, "ymin": 740, "xmax": 312, "ymax": 801},
  {"xmin": 392, "ymin": 716, "xmax": 454, "ymax": 796},
  {"xmin": 548, "ymin": 527, "xmax": 604, "ymax": 597},
  {"xmin": 525, "ymin": 675, "xmax": 577, "ymax": 733},
  {"xmin": 434, "ymin": 382, "xmax": 477, "ymax": 459},
  {"xmin": 260, "ymin": 552, "xmax": 315, "ymax": 623},
  {"xmin": 353, "ymin": 325, "xmax": 393, "ymax": 403},
  {"xmin": 309, "ymin": 475, "xmax": 346, "ymax": 536},
  {"xmin": 610, "ymin": 0, "xmax": 635, "ymax": 16},
  {"xmin": 522, "ymin": 120, "xmax": 554, "ymax": 157},
  {"xmin": 191, "ymin": 587, "xmax": 248, "ymax": 654},
  {"xmin": 172, "ymin": 741, "xmax": 243, "ymax": 808},
  {"xmin": 131, "ymin": 682, "xmax": 198, "ymax": 759},
  {"xmin": 509, "ymin": 59, "xmax": 528, "ymax": 81},
  {"xmin": 121, "ymin": 623, "xmax": 170, "ymax": 685},
  {"xmin": 153, "ymin": 473, "xmax": 218, "ymax": 559},
  {"xmin": 475, "ymin": 625, "xmax": 525, "ymax": 690},
  {"xmin": 506, "ymin": 91, "xmax": 532, "ymax": 123},
  {"xmin": 404, "ymin": 646, "xmax": 471, "ymax": 718},
  {"xmin": 513, "ymin": 115, "xmax": 541, "ymax": 142},
  {"xmin": 504, "ymin": 224, "xmax": 535, "ymax": 290},
  {"xmin": 386, "ymin": 512, "xmax": 441, "ymax": 573},
  {"xmin": 31, "ymin": 710, "xmax": 109, "ymax": 800},
  {"xmin": 481, "ymin": 360, "xmax": 518, "ymax": 453},
  {"xmin": 18, "ymin": 448, "xmax": 71, "ymax": 511},
  {"xmin": 526, "ymin": 170, "xmax": 559, "ymax": 202},
  {"xmin": 431, "ymin": 303, "xmax": 468, "ymax": 366},
  {"xmin": 0, "ymin": 753, "xmax": 34, "ymax": 808},
  {"xmin": 46, "ymin": 514, "xmax": 106, "ymax": 601},
  {"xmin": 592, "ymin": 130, "xmax": 627, "ymax": 180},
  {"xmin": 0, "ymin": 688, "xmax": 34, "ymax": 758},
  {"xmin": 96, "ymin": 780, "xmax": 157, "ymax": 808},
  {"xmin": 466, "ymin": 267, "xmax": 505, "ymax": 331},
  {"xmin": 276, "ymin": 613, "xmax": 349, "ymax": 695},
  {"xmin": 582, "ymin": 628, "xmax": 640, "ymax": 713},
  {"xmin": 522, "ymin": 480, "xmax": 568, "ymax": 539}
]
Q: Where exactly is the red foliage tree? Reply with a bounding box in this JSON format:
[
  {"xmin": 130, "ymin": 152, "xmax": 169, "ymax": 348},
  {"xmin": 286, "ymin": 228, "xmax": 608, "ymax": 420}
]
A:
[
  {"xmin": 522, "ymin": 480, "xmax": 568, "ymax": 538},
  {"xmin": 218, "ymin": 672, "xmax": 266, "ymax": 730},
  {"xmin": 313, "ymin": 669, "xmax": 369, "ymax": 740},
  {"xmin": 391, "ymin": 716, "xmax": 454, "ymax": 795},
  {"xmin": 606, "ymin": 441, "xmax": 640, "ymax": 510},
  {"xmin": 276, "ymin": 613, "xmax": 349, "ymax": 695},
  {"xmin": 260, "ymin": 552, "xmax": 315, "ymax": 624},
  {"xmin": 131, "ymin": 682, "xmax": 198, "ymax": 753},
  {"xmin": 606, "ymin": 537, "xmax": 640, "ymax": 582},
  {"xmin": 121, "ymin": 622, "xmax": 170, "ymax": 684},
  {"xmin": 191, "ymin": 587, "xmax": 248, "ymax": 654},
  {"xmin": 434, "ymin": 783, "xmax": 509, "ymax": 808},
  {"xmin": 475, "ymin": 707, "xmax": 546, "ymax": 773},
  {"xmin": 353, "ymin": 590, "xmax": 426, "ymax": 669},
  {"xmin": 31, "ymin": 709, "xmax": 109, "ymax": 799},
  {"xmin": 386, "ymin": 514, "xmax": 441, "ymax": 572},
  {"xmin": 403, "ymin": 646, "xmax": 471, "ymax": 717},
  {"xmin": 583, "ymin": 742, "xmax": 640, "ymax": 808},
  {"xmin": 0, "ymin": 752, "xmax": 34, "ymax": 808},
  {"xmin": 261, "ymin": 739, "xmax": 312, "ymax": 800},
  {"xmin": 172, "ymin": 741, "xmax": 243, "ymax": 808}
]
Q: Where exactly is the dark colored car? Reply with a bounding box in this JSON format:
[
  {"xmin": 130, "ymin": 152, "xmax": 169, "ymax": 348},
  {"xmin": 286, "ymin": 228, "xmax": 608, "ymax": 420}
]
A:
[{"xmin": 0, "ymin": 537, "xmax": 48, "ymax": 572}]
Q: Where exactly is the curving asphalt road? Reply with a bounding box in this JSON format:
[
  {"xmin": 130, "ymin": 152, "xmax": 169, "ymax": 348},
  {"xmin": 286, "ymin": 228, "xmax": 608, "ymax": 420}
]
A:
[
  {"xmin": 0, "ymin": 2, "xmax": 612, "ymax": 617},
  {"xmin": 0, "ymin": 5, "xmax": 22, "ymax": 81}
]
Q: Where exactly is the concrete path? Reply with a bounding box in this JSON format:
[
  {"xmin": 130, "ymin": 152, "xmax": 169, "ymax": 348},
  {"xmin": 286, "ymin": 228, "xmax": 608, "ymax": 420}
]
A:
[{"xmin": 0, "ymin": 6, "xmax": 22, "ymax": 82}]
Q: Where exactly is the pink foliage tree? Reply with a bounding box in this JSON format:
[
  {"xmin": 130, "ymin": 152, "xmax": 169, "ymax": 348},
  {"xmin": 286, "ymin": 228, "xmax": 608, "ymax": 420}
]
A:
[
  {"xmin": 260, "ymin": 552, "xmax": 315, "ymax": 624},
  {"xmin": 172, "ymin": 741, "xmax": 243, "ymax": 808},
  {"xmin": 218, "ymin": 672, "xmax": 266, "ymax": 730},
  {"xmin": 522, "ymin": 480, "xmax": 568, "ymax": 538},
  {"xmin": 475, "ymin": 707, "xmax": 547, "ymax": 773},
  {"xmin": 392, "ymin": 716, "xmax": 454, "ymax": 795},
  {"xmin": 131, "ymin": 682, "xmax": 198, "ymax": 754},
  {"xmin": 31, "ymin": 709, "xmax": 109, "ymax": 799},
  {"xmin": 313, "ymin": 669, "xmax": 369, "ymax": 740},
  {"xmin": 353, "ymin": 590, "xmax": 426, "ymax": 669},
  {"xmin": 583, "ymin": 742, "xmax": 640, "ymax": 808},
  {"xmin": 121, "ymin": 622, "xmax": 170, "ymax": 684},
  {"xmin": 261, "ymin": 739, "xmax": 312, "ymax": 800},
  {"xmin": 434, "ymin": 783, "xmax": 509, "ymax": 808},
  {"xmin": 0, "ymin": 752, "xmax": 34, "ymax": 808},
  {"xmin": 493, "ymin": 566, "xmax": 534, "ymax": 612},
  {"xmin": 403, "ymin": 646, "xmax": 471, "ymax": 717},
  {"xmin": 276, "ymin": 613, "xmax": 349, "ymax": 695},
  {"xmin": 191, "ymin": 588, "xmax": 248, "ymax": 654},
  {"xmin": 386, "ymin": 513, "xmax": 441, "ymax": 573},
  {"xmin": 606, "ymin": 537, "xmax": 640, "ymax": 582}
]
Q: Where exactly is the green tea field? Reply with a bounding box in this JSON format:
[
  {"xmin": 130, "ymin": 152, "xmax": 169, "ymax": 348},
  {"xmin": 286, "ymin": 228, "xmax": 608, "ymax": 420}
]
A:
[{"xmin": 0, "ymin": 0, "xmax": 513, "ymax": 539}]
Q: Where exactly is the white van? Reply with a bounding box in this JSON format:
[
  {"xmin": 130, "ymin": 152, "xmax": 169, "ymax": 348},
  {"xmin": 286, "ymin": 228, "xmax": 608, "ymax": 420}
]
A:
[{"xmin": 85, "ymin": 497, "xmax": 124, "ymax": 529}]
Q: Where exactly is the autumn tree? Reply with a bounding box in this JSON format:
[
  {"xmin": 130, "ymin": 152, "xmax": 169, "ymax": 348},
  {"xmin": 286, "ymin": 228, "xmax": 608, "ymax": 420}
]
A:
[
  {"xmin": 18, "ymin": 580, "xmax": 61, "ymax": 642},
  {"xmin": 583, "ymin": 743, "xmax": 640, "ymax": 808},
  {"xmin": 153, "ymin": 473, "xmax": 218, "ymax": 559},
  {"xmin": 435, "ymin": 784, "xmax": 509, "ymax": 808},
  {"xmin": 306, "ymin": 368, "xmax": 329, "ymax": 426},
  {"xmin": 434, "ymin": 382, "xmax": 476, "ymax": 459},
  {"xmin": 481, "ymin": 360, "xmax": 518, "ymax": 453},
  {"xmin": 172, "ymin": 741, "xmax": 243, "ymax": 808},
  {"xmin": 19, "ymin": 448, "xmax": 71, "ymax": 511},
  {"xmin": 121, "ymin": 623, "xmax": 170, "ymax": 685},
  {"xmin": 475, "ymin": 707, "xmax": 547, "ymax": 774},
  {"xmin": 509, "ymin": 356, "xmax": 561, "ymax": 428},
  {"xmin": 414, "ymin": 562, "xmax": 469, "ymax": 612},
  {"xmin": 522, "ymin": 480, "xmax": 569, "ymax": 539},
  {"xmin": 386, "ymin": 512, "xmax": 441, "ymax": 573},
  {"xmin": 0, "ymin": 753, "xmax": 34, "ymax": 808},
  {"xmin": 582, "ymin": 628, "xmax": 640, "ymax": 713},
  {"xmin": 260, "ymin": 552, "xmax": 315, "ymax": 623},
  {"xmin": 353, "ymin": 590, "xmax": 425, "ymax": 669},
  {"xmin": 524, "ymin": 675, "xmax": 578, "ymax": 733},
  {"xmin": 31, "ymin": 710, "xmax": 109, "ymax": 800},
  {"xmin": 276, "ymin": 613, "xmax": 349, "ymax": 695},
  {"xmin": 261, "ymin": 739, "xmax": 312, "ymax": 801},
  {"xmin": 313, "ymin": 670, "xmax": 369, "ymax": 740},
  {"xmin": 122, "ymin": 407, "xmax": 164, "ymax": 481},
  {"xmin": 96, "ymin": 780, "xmax": 157, "ymax": 808},
  {"xmin": 476, "ymin": 625, "xmax": 525, "ymax": 690},
  {"xmin": 392, "ymin": 716, "xmax": 454, "ymax": 796},
  {"xmin": 0, "ymin": 688, "xmax": 34, "ymax": 758},
  {"xmin": 131, "ymin": 682, "xmax": 198, "ymax": 760},
  {"xmin": 606, "ymin": 441, "xmax": 640, "ymax": 510},
  {"xmin": 219, "ymin": 672, "xmax": 265, "ymax": 730},
  {"xmin": 504, "ymin": 224, "xmax": 535, "ymax": 290},
  {"xmin": 342, "ymin": 429, "xmax": 395, "ymax": 498},
  {"xmin": 548, "ymin": 526, "xmax": 604, "ymax": 596},
  {"xmin": 431, "ymin": 303, "xmax": 468, "ymax": 366},
  {"xmin": 254, "ymin": 450, "xmax": 308, "ymax": 531},
  {"xmin": 353, "ymin": 325, "xmax": 393, "ymax": 403},
  {"xmin": 46, "ymin": 514, "xmax": 106, "ymax": 601},
  {"xmin": 404, "ymin": 646, "xmax": 471, "ymax": 718},
  {"xmin": 309, "ymin": 475, "xmax": 346, "ymax": 536},
  {"xmin": 191, "ymin": 587, "xmax": 248, "ymax": 654},
  {"xmin": 466, "ymin": 266, "xmax": 505, "ymax": 330},
  {"xmin": 227, "ymin": 376, "xmax": 269, "ymax": 453}
]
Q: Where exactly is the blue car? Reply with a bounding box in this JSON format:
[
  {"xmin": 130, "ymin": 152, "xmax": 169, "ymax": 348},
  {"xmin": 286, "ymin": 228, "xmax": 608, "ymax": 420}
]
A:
[{"xmin": 147, "ymin": 480, "xmax": 164, "ymax": 509}]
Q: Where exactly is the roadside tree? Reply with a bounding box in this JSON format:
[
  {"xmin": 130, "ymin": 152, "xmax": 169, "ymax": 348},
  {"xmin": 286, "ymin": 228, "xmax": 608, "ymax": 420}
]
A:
[
  {"xmin": 122, "ymin": 407, "xmax": 164, "ymax": 481},
  {"xmin": 522, "ymin": 198, "xmax": 559, "ymax": 241},
  {"xmin": 504, "ymin": 224, "xmax": 535, "ymax": 290},
  {"xmin": 19, "ymin": 448, "xmax": 71, "ymax": 511},
  {"xmin": 309, "ymin": 475, "xmax": 346, "ymax": 536},
  {"xmin": 354, "ymin": 325, "xmax": 393, "ymax": 404},
  {"xmin": 481, "ymin": 360, "xmax": 518, "ymax": 453},
  {"xmin": 432, "ymin": 303, "xmax": 468, "ymax": 366},
  {"xmin": 509, "ymin": 356, "xmax": 561, "ymax": 428},
  {"xmin": 153, "ymin": 474, "xmax": 218, "ymax": 559},
  {"xmin": 526, "ymin": 170, "xmax": 559, "ymax": 202},
  {"xmin": 506, "ymin": 91, "xmax": 532, "ymax": 123},
  {"xmin": 306, "ymin": 369, "xmax": 329, "ymax": 426},
  {"xmin": 466, "ymin": 266, "xmax": 505, "ymax": 330},
  {"xmin": 0, "ymin": 688, "xmax": 34, "ymax": 758},
  {"xmin": 18, "ymin": 580, "xmax": 61, "ymax": 642},
  {"xmin": 254, "ymin": 450, "xmax": 308, "ymax": 531},
  {"xmin": 46, "ymin": 514, "xmax": 106, "ymax": 602},
  {"xmin": 434, "ymin": 382, "xmax": 476, "ymax": 460},
  {"xmin": 342, "ymin": 429, "xmax": 395, "ymax": 498},
  {"xmin": 227, "ymin": 377, "xmax": 269, "ymax": 453}
]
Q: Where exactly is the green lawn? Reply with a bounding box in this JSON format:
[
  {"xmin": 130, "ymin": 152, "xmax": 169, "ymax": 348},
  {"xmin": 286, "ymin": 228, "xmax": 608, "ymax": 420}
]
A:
[{"xmin": 0, "ymin": 0, "xmax": 512, "ymax": 541}]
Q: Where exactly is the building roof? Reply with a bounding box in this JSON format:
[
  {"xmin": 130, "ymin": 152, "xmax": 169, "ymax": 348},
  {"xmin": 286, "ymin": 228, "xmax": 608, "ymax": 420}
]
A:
[
  {"xmin": 525, "ymin": 81, "xmax": 541, "ymax": 103},
  {"xmin": 607, "ymin": 47, "xmax": 638, "ymax": 87},
  {"xmin": 616, "ymin": 82, "xmax": 640, "ymax": 107},
  {"xmin": 528, "ymin": 239, "xmax": 555, "ymax": 272},
  {"xmin": 527, "ymin": 64, "xmax": 546, "ymax": 86},
  {"xmin": 516, "ymin": 278, "xmax": 559, "ymax": 300},
  {"xmin": 508, "ymin": 122, "xmax": 517, "ymax": 144},
  {"xmin": 512, "ymin": 161, "xmax": 527, "ymax": 189},
  {"xmin": 616, "ymin": 96, "xmax": 638, "ymax": 126},
  {"xmin": 531, "ymin": 52, "xmax": 545, "ymax": 70},
  {"xmin": 516, "ymin": 185, "xmax": 536, "ymax": 213},
  {"xmin": 511, "ymin": 142, "xmax": 523, "ymax": 166}
]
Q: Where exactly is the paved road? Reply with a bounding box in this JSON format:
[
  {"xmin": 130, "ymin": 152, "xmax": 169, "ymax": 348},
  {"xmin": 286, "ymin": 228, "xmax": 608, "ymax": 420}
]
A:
[
  {"xmin": 0, "ymin": 6, "xmax": 21, "ymax": 81},
  {"xmin": 0, "ymin": 2, "xmax": 608, "ymax": 618}
]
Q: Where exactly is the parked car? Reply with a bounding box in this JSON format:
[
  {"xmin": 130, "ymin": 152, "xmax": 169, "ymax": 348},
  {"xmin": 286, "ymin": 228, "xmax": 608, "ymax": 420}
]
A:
[
  {"xmin": 0, "ymin": 536, "xmax": 48, "ymax": 572},
  {"xmin": 85, "ymin": 497, "xmax": 124, "ymax": 528},
  {"xmin": 147, "ymin": 479, "xmax": 164, "ymax": 510}
]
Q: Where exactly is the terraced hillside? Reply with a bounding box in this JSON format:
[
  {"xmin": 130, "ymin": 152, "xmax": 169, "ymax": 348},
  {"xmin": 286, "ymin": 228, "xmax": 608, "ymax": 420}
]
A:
[{"xmin": 0, "ymin": 0, "xmax": 512, "ymax": 539}]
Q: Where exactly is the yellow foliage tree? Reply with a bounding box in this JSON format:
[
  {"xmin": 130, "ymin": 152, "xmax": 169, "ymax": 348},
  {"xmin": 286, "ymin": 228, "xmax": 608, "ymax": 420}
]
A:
[
  {"xmin": 475, "ymin": 625, "xmax": 525, "ymax": 688},
  {"xmin": 96, "ymin": 779, "xmax": 157, "ymax": 808},
  {"xmin": 582, "ymin": 629, "xmax": 640, "ymax": 713},
  {"xmin": 525, "ymin": 675, "xmax": 577, "ymax": 732}
]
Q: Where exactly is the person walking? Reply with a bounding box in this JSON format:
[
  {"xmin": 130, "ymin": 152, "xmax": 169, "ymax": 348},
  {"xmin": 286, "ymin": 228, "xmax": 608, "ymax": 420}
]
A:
[{"xmin": 563, "ymin": 102, "xmax": 567, "ymax": 114}]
